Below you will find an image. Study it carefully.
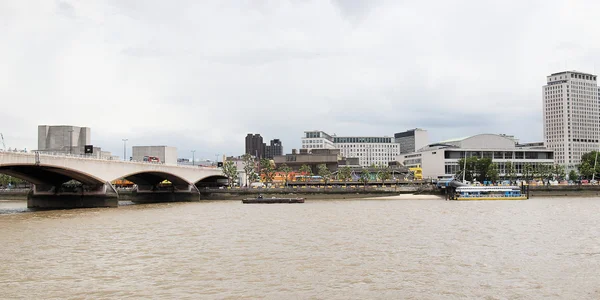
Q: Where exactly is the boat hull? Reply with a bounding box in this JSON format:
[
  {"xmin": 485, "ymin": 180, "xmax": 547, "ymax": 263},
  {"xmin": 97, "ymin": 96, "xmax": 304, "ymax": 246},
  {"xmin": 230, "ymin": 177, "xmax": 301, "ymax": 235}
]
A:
[
  {"xmin": 242, "ymin": 198, "xmax": 305, "ymax": 204},
  {"xmin": 454, "ymin": 196, "xmax": 527, "ymax": 201}
]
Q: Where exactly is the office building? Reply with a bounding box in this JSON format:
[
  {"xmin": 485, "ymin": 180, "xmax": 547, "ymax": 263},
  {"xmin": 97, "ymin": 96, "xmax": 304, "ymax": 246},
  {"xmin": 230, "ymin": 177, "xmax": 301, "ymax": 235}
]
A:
[
  {"xmin": 302, "ymin": 130, "xmax": 400, "ymax": 167},
  {"xmin": 394, "ymin": 128, "xmax": 429, "ymax": 154},
  {"xmin": 245, "ymin": 133, "xmax": 265, "ymax": 159},
  {"xmin": 543, "ymin": 71, "xmax": 599, "ymax": 171},
  {"xmin": 264, "ymin": 139, "xmax": 283, "ymax": 159}
]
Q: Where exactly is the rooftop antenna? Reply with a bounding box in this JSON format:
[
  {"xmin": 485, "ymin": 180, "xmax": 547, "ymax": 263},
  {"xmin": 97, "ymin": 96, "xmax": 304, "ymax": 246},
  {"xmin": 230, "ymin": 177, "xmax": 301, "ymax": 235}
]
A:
[{"xmin": 0, "ymin": 133, "xmax": 5, "ymax": 151}]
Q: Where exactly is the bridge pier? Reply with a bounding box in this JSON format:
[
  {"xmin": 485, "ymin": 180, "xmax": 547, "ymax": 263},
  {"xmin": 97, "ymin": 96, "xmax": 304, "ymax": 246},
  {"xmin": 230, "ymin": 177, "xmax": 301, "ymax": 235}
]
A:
[
  {"xmin": 27, "ymin": 182, "xmax": 119, "ymax": 209},
  {"xmin": 129, "ymin": 184, "xmax": 200, "ymax": 204}
]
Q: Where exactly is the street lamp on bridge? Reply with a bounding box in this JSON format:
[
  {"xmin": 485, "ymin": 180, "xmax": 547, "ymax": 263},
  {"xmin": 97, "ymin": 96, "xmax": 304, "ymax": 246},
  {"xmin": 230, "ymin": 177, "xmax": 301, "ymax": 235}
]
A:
[
  {"xmin": 68, "ymin": 129, "xmax": 74, "ymax": 155},
  {"xmin": 191, "ymin": 150, "xmax": 196, "ymax": 166}
]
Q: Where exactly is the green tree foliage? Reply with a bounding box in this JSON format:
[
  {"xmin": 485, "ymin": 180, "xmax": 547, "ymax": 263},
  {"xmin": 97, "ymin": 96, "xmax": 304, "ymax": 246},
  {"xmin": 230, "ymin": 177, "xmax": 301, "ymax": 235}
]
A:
[
  {"xmin": 278, "ymin": 163, "xmax": 292, "ymax": 187},
  {"xmin": 317, "ymin": 164, "xmax": 332, "ymax": 185},
  {"xmin": 568, "ymin": 170, "xmax": 578, "ymax": 181},
  {"xmin": 299, "ymin": 164, "xmax": 312, "ymax": 182},
  {"xmin": 222, "ymin": 161, "xmax": 238, "ymax": 187},
  {"xmin": 0, "ymin": 174, "xmax": 27, "ymax": 187},
  {"xmin": 260, "ymin": 159, "xmax": 276, "ymax": 183},
  {"xmin": 248, "ymin": 171, "xmax": 260, "ymax": 183},
  {"xmin": 359, "ymin": 170, "xmax": 370, "ymax": 190},
  {"xmin": 377, "ymin": 166, "xmax": 392, "ymax": 184},
  {"xmin": 523, "ymin": 163, "xmax": 533, "ymax": 181},
  {"xmin": 579, "ymin": 161, "xmax": 594, "ymax": 180},
  {"xmin": 579, "ymin": 151, "xmax": 600, "ymax": 179},
  {"xmin": 457, "ymin": 157, "xmax": 497, "ymax": 183},
  {"xmin": 487, "ymin": 163, "xmax": 500, "ymax": 183},
  {"xmin": 338, "ymin": 166, "xmax": 352, "ymax": 186},
  {"xmin": 242, "ymin": 154, "xmax": 256, "ymax": 186},
  {"xmin": 505, "ymin": 161, "xmax": 517, "ymax": 183},
  {"xmin": 553, "ymin": 164, "xmax": 566, "ymax": 180}
]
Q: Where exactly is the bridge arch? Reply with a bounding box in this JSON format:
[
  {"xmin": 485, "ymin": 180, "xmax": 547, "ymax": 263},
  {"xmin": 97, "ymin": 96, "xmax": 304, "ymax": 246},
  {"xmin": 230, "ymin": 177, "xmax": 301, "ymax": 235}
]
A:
[
  {"xmin": 0, "ymin": 164, "xmax": 106, "ymax": 186},
  {"xmin": 195, "ymin": 175, "xmax": 229, "ymax": 188},
  {"xmin": 117, "ymin": 171, "xmax": 193, "ymax": 189}
]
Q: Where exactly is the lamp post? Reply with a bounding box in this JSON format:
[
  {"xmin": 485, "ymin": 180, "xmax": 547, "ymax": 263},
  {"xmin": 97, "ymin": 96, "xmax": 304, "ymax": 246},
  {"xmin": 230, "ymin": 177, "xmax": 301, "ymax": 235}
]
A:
[
  {"xmin": 191, "ymin": 150, "xmax": 196, "ymax": 166},
  {"xmin": 215, "ymin": 154, "xmax": 219, "ymax": 167},
  {"xmin": 68, "ymin": 129, "xmax": 74, "ymax": 155},
  {"xmin": 122, "ymin": 139, "xmax": 128, "ymax": 161}
]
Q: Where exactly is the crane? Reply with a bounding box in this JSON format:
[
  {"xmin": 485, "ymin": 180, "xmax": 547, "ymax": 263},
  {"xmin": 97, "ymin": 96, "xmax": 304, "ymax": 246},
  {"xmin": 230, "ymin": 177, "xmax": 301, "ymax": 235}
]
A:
[{"xmin": 0, "ymin": 133, "xmax": 5, "ymax": 151}]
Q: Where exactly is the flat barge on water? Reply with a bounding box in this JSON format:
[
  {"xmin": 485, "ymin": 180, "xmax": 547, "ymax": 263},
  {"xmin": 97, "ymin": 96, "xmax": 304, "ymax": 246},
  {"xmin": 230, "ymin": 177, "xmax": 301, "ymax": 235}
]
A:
[{"xmin": 242, "ymin": 195, "xmax": 305, "ymax": 204}]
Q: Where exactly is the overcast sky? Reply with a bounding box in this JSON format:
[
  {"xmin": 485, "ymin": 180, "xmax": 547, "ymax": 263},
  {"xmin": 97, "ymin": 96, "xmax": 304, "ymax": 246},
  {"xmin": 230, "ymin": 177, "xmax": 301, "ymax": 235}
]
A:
[{"xmin": 1, "ymin": 0, "xmax": 599, "ymax": 160}]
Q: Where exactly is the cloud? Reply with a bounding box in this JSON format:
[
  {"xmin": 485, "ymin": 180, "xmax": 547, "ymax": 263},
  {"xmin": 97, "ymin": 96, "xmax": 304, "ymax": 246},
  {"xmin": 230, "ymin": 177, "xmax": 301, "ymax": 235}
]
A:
[{"xmin": 1, "ymin": 0, "xmax": 599, "ymax": 159}]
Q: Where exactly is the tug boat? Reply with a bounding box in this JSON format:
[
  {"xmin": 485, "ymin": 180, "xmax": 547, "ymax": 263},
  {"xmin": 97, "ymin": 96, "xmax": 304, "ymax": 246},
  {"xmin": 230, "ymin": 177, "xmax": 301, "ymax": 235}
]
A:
[{"xmin": 451, "ymin": 186, "xmax": 528, "ymax": 201}]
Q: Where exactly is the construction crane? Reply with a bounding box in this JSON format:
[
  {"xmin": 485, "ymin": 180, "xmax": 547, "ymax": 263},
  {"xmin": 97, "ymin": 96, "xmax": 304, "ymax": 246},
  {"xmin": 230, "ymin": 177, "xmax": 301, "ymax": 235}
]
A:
[{"xmin": 0, "ymin": 133, "xmax": 5, "ymax": 151}]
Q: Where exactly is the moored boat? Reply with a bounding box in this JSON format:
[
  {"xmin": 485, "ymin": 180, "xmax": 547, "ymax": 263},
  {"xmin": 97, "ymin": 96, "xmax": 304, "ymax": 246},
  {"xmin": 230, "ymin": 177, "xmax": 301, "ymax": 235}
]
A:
[
  {"xmin": 242, "ymin": 196, "xmax": 305, "ymax": 204},
  {"xmin": 451, "ymin": 186, "xmax": 528, "ymax": 201}
]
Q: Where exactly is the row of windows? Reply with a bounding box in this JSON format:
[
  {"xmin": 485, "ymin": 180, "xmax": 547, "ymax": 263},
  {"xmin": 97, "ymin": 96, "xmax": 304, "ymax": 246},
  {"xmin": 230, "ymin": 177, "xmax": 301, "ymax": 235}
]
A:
[{"xmin": 334, "ymin": 137, "xmax": 393, "ymax": 143}]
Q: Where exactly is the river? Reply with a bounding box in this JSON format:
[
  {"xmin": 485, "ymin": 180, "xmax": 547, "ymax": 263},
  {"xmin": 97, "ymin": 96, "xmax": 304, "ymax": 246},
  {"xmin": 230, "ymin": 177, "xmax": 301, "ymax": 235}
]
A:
[{"xmin": 1, "ymin": 198, "xmax": 599, "ymax": 299}]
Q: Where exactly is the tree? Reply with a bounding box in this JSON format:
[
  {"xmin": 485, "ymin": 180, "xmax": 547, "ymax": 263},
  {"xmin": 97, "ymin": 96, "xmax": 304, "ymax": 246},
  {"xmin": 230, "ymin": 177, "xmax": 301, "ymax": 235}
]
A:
[
  {"xmin": 579, "ymin": 161, "xmax": 594, "ymax": 180},
  {"xmin": 0, "ymin": 174, "xmax": 26, "ymax": 187},
  {"xmin": 248, "ymin": 171, "xmax": 260, "ymax": 183},
  {"xmin": 242, "ymin": 154, "xmax": 256, "ymax": 187},
  {"xmin": 317, "ymin": 164, "xmax": 332, "ymax": 185},
  {"xmin": 377, "ymin": 165, "xmax": 392, "ymax": 184},
  {"xmin": 538, "ymin": 164, "xmax": 551, "ymax": 181},
  {"xmin": 299, "ymin": 164, "xmax": 312, "ymax": 182},
  {"xmin": 278, "ymin": 163, "xmax": 292, "ymax": 187},
  {"xmin": 456, "ymin": 157, "xmax": 478, "ymax": 182},
  {"xmin": 505, "ymin": 161, "xmax": 517, "ymax": 183},
  {"xmin": 579, "ymin": 151, "xmax": 600, "ymax": 179},
  {"xmin": 568, "ymin": 170, "xmax": 578, "ymax": 181},
  {"xmin": 553, "ymin": 164, "xmax": 566, "ymax": 180},
  {"xmin": 523, "ymin": 163, "xmax": 533, "ymax": 182},
  {"xmin": 338, "ymin": 166, "xmax": 352, "ymax": 187},
  {"xmin": 359, "ymin": 170, "xmax": 370, "ymax": 190},
  {"xmin": 487, "ymin": 163, "xmax": 500, "ymax": 183},
  {"xmin": 222, "ymin": 161, "xmax": 238, "ymax": 187},
  {"xmin": 260, "ymin": 159, "xmax": 276, "ymax": 183}
]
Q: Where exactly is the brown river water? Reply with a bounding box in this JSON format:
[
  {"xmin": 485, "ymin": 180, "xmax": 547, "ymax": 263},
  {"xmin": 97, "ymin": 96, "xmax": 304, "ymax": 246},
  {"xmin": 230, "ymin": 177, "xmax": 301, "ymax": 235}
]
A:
[{"xmin": 1, "ymin": 198, "xmax": 600, "ymax": 299}]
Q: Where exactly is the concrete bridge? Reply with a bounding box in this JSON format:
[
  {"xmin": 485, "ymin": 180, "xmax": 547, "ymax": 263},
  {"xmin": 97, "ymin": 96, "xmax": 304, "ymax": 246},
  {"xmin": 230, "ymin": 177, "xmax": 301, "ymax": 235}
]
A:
[{"xmin": 0, "ymin": 151, "xmax": 227, "ymax": 209}]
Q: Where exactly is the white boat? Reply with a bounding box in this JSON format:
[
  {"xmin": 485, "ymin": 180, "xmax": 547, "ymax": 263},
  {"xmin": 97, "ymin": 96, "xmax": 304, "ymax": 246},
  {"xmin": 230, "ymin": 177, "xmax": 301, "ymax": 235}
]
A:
[{"xmin": 451, "ymin": 186, "xmax": 528, "ymax": 201}]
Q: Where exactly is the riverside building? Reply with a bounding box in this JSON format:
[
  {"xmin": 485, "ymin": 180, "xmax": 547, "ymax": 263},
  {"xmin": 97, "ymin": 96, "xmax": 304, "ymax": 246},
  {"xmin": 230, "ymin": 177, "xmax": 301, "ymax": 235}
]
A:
[
  {"xmin": 301, "ymin": 130, "xmax": 399, "ymax": 167},
  {"xmin": 394, "ymin": 128, "xmax": 429, "ymax": 154},
  {"xmin": 397, "ymin": 134, "xmax": 554, "ymax": 180},
  {"xmin": 543, "ymin": 71, "xmax": 599, "ymax": 171}
]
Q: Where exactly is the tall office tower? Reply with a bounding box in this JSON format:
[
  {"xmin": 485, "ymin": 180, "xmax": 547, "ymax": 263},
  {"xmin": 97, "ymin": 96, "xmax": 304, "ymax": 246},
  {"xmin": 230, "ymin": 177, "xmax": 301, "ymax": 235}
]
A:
[
  {"xmin": 245, "ymin": 133, "xmax": 265, "ymax": 158},
  {"xmin": 264, "ymin": 139, "xmax": 283, "ymax": 159},
  {"xmin": 394, "ymin": 128, "xmax": 429, "ymax": 154},
  {"xmin": 543, "ymin": 71, "xmax": 599, "ymax": 171}
]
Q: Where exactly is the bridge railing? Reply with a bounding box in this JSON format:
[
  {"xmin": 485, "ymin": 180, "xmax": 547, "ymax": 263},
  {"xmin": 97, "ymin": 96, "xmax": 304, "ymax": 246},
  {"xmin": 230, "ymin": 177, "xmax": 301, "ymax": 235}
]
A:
[{"xmin": 0, "ymin": 150, "xmax": 221, "ymax": 170}]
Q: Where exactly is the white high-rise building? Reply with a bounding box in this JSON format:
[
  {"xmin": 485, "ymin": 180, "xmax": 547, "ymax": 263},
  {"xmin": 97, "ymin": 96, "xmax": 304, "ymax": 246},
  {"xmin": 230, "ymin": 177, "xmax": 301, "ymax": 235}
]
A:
[
  {"xmin": 301, "ymin": 130, "xmax": 399, "ymax": 167},
  {"xmin": 543, "ymin": 71, "xmax": 599, "ymax": 171}
]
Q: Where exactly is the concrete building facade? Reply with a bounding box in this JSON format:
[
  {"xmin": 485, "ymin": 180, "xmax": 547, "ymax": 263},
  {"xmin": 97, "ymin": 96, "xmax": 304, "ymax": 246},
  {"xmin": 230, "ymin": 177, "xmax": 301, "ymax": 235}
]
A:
[
  {"xmin": 273, "ymin": 149, "xmax": 342, "ymax": 173},
  {"xmin": 38, "ymin": 125, "xmax": 90, "ymax": 155},
  {"xmin": 398, "ymin": 134, "xmax": 554, "ymax": 180},
  {"xmin": 394, "ymin": 128, "xmax": 429, "ymax": 154},
  {"xmin": 543, "ymin": 71, "xmax": 599, "ymax": 171},
  {"xmin": 301, "ymin": 130, "xmax": 399, "ymax": 167},
  {"xmin": 132, "ymin": 146, "xmax": 178, "ymax": 165},
  {"xmin": 301, "ymin": 131, "xmax": 336, "ymax": 150}
]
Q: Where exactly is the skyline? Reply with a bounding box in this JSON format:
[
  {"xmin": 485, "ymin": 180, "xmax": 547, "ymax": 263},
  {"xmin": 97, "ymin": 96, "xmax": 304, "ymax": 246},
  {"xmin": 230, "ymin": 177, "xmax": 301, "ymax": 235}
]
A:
[{"xmin": 2, "ymin": 1, "xmax": 600, "ymax": 160}]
